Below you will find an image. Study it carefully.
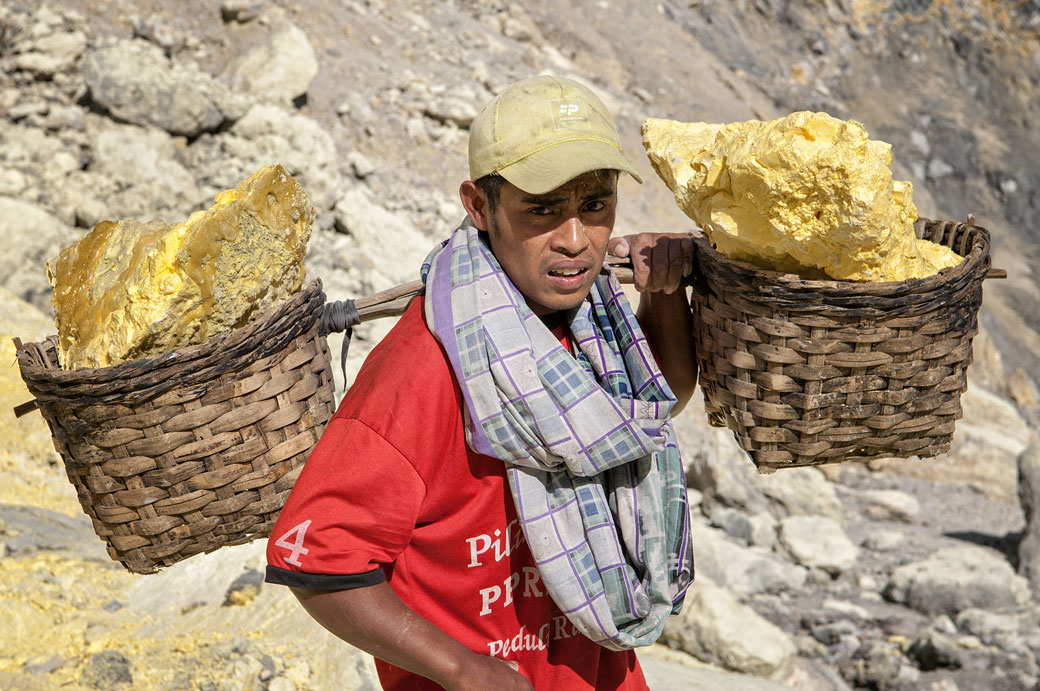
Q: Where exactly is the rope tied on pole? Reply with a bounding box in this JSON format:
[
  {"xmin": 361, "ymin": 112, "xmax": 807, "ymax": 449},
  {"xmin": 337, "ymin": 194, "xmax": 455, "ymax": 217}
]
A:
[{"xmin": 320, "ymin": 299, "xmax": 361, "ymax": 388}]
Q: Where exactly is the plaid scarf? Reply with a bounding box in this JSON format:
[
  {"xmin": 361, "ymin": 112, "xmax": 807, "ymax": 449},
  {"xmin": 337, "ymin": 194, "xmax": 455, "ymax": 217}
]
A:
[{"xmin": 421, "ymin": 220, "xmax": 693, "ymax": 650}]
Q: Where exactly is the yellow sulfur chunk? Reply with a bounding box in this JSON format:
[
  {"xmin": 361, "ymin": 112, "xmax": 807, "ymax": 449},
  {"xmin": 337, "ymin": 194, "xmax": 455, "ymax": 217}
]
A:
[
  {"xmin": 48, "ymin": 164, "xmax": 314, "ymax": 370},
  {"xmin": 642, "ymin": 111, "xmax": 964, "ymax": 282}
]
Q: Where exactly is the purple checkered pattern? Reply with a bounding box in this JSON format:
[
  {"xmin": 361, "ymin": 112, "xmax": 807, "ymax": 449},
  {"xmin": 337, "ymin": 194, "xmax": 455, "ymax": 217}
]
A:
[{"xmin": 421, "ymin": 220, "xmax": 693, "ymax": 650}]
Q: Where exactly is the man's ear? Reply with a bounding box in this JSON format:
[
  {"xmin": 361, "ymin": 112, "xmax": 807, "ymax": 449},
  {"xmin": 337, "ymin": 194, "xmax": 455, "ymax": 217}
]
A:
[{"xmin": 459, "ymin": 180, "xmax": 490, "ymax": 231}]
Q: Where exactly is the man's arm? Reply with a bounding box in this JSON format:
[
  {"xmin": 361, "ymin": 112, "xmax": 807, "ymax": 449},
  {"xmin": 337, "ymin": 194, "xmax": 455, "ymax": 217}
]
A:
[
  {"xmin": 291, "ymin": 582, "xmax": 532, "ymax": 691},
  {"xmin": 607, "ymin": 233, "xmax": 698, "ymax": 414}
]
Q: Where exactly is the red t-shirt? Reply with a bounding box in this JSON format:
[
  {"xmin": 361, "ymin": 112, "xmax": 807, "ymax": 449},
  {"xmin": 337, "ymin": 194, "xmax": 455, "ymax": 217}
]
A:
[{"xmin": 266, "ymin": 297, "xmax": 648, "ymax": 691}]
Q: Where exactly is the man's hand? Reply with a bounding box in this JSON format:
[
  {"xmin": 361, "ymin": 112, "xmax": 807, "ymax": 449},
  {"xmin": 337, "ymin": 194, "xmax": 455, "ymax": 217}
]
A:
[
  {"xmin": 444, "ymin": 653, "xmax": 533, "ymax": 691},
  {"xmin": 292, "ymin": 583, "xmax": 534, "ymax": 691},
  {"xmin": 606, "ymin": 232, "xmax": 698, "ymax": 412},
  {"xmin": 607, "ymin": 232, "xmax": 694, "ymax": 294}
]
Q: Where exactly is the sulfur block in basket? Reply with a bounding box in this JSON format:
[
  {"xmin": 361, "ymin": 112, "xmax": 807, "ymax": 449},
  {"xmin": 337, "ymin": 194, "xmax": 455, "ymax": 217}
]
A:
[
  {"xmin": 15, "ymin": 279, "xmax": 336, "ymax": 573},
  {"xmin": 47, "ymin": 164, "xmax": 314, "ymax": 370},
  {"xmin": 687, "ymin": 218, "xmax": 991, "ymax": 470},
  {"xmin": 642, "ymin": 111, "xmax": 962, "ymax": 282}
]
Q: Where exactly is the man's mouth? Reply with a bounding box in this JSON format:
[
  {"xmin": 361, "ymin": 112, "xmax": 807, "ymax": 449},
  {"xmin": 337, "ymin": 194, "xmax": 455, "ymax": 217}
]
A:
[
  {"xmin": 548, "ymin": 267, "xmax": 587, "ymax": 277},
  {"xmin": 545, "ymin": 265, "xmax": 591, "ymax": 293}
]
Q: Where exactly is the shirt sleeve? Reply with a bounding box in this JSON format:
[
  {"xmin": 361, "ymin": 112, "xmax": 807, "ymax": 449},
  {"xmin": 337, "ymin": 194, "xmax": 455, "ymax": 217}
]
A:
[{"xmin": 265, "ymin": 417, "xmax": 427, "ymax": 589}]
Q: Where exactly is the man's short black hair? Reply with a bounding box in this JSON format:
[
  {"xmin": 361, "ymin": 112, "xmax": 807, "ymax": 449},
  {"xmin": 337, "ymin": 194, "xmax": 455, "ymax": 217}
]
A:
[{"xmin": 474, "ymin": 174, "xmax": 506, "ymax": 217}]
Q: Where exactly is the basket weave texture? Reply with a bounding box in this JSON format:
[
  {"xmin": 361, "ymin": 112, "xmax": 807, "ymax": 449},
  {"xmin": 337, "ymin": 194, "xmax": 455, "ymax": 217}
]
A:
[
  {"xmin": 690, "ymin": 218, "xmax": 991, "ymax": 471},
  {"xmin": 16, "ymin": 280, "xmax": 336, "ymax": 573}
]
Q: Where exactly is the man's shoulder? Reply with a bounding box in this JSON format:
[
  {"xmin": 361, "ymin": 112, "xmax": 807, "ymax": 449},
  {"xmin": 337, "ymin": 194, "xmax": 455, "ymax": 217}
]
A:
[
  {"xmin": 335, "ymin": 294, "xmax": 465, "ymax": 462},
  {"xmin": 338, "ymin": 295, "xmax": 458, "ymax": 410},
  {"xmin": 363, "ymin": 295, "xmax": 447, "ymax": 369}
]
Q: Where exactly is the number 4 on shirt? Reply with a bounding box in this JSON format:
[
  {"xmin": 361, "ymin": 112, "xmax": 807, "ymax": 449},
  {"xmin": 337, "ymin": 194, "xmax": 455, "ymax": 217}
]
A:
[{"xmin": 274, "ymin": 520, "xmax": 312, "ymax": 567}]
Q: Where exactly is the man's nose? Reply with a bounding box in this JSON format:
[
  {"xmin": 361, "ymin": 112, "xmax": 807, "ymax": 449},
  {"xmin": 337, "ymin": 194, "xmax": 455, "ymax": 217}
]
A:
[{"xmin": 551, "ymin": 215, "xmax": 589, "ymax": 255}]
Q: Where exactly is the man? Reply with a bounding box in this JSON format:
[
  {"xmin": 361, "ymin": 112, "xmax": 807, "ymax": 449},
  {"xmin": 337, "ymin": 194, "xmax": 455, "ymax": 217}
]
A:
[{"xmin": 266, "ymin": 75, "xmax": 696, "ymax": 690}]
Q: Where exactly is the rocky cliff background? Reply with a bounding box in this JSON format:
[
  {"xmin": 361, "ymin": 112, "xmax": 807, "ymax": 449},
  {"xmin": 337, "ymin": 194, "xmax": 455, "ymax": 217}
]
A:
[{"xmin": 2, "ymin": 1, "xmax": 1039, "ymax": 690}]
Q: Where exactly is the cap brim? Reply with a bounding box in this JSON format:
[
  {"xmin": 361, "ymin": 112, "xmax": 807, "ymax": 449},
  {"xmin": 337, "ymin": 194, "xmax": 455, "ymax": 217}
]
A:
[{"xmin": 496, "ymin": 140, "xmax": 643, "ymax": 195}]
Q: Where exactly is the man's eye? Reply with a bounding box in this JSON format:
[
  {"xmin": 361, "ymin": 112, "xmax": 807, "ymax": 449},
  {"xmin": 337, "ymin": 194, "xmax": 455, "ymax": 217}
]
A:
[
  {"xmin": 528, "ymin": 206, "xmax": 554, "ymax": 216},
  {"xmin": 584, "ymin": 200, "xmax": 608, "ymax": 213}
]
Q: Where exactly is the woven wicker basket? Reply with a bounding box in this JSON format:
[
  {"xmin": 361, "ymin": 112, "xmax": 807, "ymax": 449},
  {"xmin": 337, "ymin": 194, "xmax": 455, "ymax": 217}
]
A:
[
  {"xmin": 15, "ymin": 279, "xmax": 336, "ymax": 573},
  {"xmin": 690, "ymin": 218, "xmax": 991, "ymax": 471}
]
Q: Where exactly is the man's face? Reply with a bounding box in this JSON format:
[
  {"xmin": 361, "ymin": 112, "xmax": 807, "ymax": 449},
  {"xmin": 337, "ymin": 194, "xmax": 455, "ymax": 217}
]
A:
[{"xmin": 484, "ymin": 171, "xmax": 617, "ymax": 315}]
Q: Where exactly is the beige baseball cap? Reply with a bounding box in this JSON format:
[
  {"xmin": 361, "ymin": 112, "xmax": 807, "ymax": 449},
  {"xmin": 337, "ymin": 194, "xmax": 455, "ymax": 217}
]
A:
[{"xmin": 468, "ymin": 75, "xmax": 642, "ymax": 194}]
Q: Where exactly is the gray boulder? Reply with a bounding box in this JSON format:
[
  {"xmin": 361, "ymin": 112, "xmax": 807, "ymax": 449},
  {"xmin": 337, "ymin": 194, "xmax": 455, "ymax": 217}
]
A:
[
  {"xmin": 857, "ymin": 488, "xmax": 920, "ymax": 523},
  {"xmin": 710, "ymin": 505, "xmax": 779, "ymax": 549},
  {"xmin": 759, "ymin": 467, "xmax": 843, "ymax": 520},
  {"xmin": 749, "ymin": 512, "xmax": 779, "ymax": 550},
  {"xmin": 955, "ymin": 607, "xmax": 1035, "ymax": 644},
  {"xmin": 780, "ymin": 657, "xmax": 855, "ymax": 691},
  {"xmin": 0, "ymin": 121, "xmax": 81, "ymax": 200},
  {"xmin": 638, "ymin": 646, "xmax": 795, "ymax": 691},
  {"xmin": 80, "ymin": 650, "xmax": 133, "ymax": 690},
  {"xmin": 714, "ymin": 538, "xmax": 808, "ymax": 595},
  {"xmin": 837, "ymin": 639, "xmax": 919, "ymax": 689},
  {"xmin": 223, "ymin": 8, "xmax": 318, "ymax": 103},
  {"xmin": 220, "ymin": 0, "xmax": 267, "ymax": 23},
  {"xmin": 687, "ymin": 520, "xmax": 728, "ymax": 585},
  {"xmin": 710, "ymin": 505, "xmax": 755, "ymax": 543},
  {"xmin": 907, "ymin": 629, "xmax": 964, "ymax": 670},
  {"xmin": 0, "ymin": 198, "xmax": 76, "ymax": 311},
  {"xmin": 423, "ymin": 93, "xmax": 480, "ymax": 128},
  {"xmin": 0, "ymin": 503, "xmax": 108, "ymax": 560},
  {"xmin": 131, "ymin": 14, "xmax": 179, "ymax": 55},
  {"xmin": 778, "ymin": 515, "xmax": 858, "ymax": 576},
  {"xmin": 0, "ymin": 167, "xmax": 28, "ymax": 196},
  {"xmin": 190, "ymin": 103, "xmax": 342, "ymax": 212},
  {"xmin": 884, "ymin": 546, "xmax": 1032, "ymax": 617},
  {"xmin": 1017, "ymin": 444, "xmax": 1040, "ymax": 591},
  {"xmin": 14, "ymin": 28, "xmax": 87, "ymax": 77},
  {"xmin": 861, "ymin": 529, "xmax": 906, "ymax": 553},
  {"xmin": 662, "ymin": 577, "xmax": 796, "ymax": 679},
  {"xmin": 81, "ymin": 39, "xmax": 228, "ymax": 137},
  {"xmin": 331, "ymin": 185, "xmax": 435, "ymax": 292},
  {"xmin": 89, "ymin": 122, "xmax": 202, "ymax": 222}
]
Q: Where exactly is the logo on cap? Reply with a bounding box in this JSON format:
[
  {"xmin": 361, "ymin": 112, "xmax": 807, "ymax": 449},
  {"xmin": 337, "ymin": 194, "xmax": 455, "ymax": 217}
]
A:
[{"xmin": 550, "ymin": 99, "xmax": 592, "ymax": 131}]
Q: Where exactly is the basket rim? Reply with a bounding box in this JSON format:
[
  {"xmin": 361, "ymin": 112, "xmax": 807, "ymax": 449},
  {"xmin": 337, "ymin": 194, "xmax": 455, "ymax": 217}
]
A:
[
  {"xmin": 17, "ymin": 278, "xmax": 325, "ymax": 390},
  {"xmin": 690, "ymin": 217, "xmax": 990, "ymax": 298}
]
